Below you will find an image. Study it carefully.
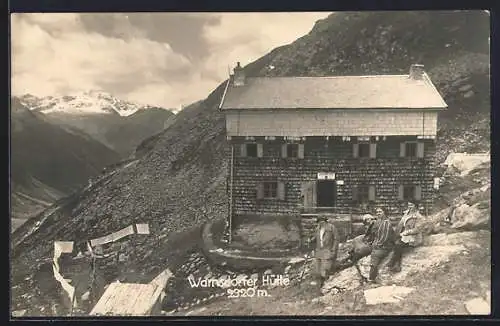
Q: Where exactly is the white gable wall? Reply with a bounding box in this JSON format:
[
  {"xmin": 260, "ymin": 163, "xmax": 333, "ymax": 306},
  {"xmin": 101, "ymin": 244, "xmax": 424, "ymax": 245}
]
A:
[{"xmin": 225, "ymin": 109, "xmax": 439, "ymax": 137}]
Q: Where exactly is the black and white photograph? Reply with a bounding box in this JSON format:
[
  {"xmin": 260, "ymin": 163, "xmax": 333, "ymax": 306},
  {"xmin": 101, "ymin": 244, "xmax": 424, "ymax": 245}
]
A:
[{"xmin": 10, "ymin": 10, "xmax": 491, "ymax": 317}]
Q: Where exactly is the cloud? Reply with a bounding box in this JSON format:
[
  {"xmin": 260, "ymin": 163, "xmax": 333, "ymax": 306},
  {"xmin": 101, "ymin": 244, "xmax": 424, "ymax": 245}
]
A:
[
  {"xmin": 201, "ymin": 13, "xmax": 330, "ymax": 79},
  {"xmin": 11, "ymin": 12, "xmax": 331, "ymax": 109}
]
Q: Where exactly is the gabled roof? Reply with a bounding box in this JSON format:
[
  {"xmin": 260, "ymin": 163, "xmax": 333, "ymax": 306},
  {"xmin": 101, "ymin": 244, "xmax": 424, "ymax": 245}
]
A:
[{"xmin": 219, "ymin": 74, "xmax": 448, "ymax": 110}]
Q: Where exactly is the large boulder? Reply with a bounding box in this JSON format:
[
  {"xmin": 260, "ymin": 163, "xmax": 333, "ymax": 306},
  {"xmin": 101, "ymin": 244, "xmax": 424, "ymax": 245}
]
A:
[
  {"xmin": 451, "ymin": 203, "xmax": 490, "ymax": 231},
  {"xmin": 412, "ymin": 207, "xmax": 453, "ymax": 235},
  {"xmin": 443, "ymin": 152, "xmax": 490, "ymax": 177}
]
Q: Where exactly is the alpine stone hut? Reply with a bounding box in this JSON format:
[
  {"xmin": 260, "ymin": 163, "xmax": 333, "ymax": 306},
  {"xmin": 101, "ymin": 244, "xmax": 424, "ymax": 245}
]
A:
[{"xmin": 219, "ymin": 62, "xmax": 447, "ymax": 242}]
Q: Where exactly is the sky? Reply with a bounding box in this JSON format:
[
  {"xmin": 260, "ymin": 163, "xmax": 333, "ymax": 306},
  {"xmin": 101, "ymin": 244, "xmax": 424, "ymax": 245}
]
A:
[{"xmin": 11, "ymin": 12, "xmax": 331, "ymax": 111}]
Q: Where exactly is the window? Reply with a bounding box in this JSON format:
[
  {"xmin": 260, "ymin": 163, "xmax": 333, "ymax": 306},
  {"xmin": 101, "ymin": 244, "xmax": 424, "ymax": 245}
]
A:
[
  {"xmin": 353, "ymin": 143, "xmax": 377, "ymax": 158},
  {"xmin": 353, "ymin": 185, "xmax": 376, "ymax": 203},
  {"xmin": 241, "ymin": 143, "xmax": 263, "ymax": 157},
  {"xmin": 256, "ymin": 181, "xmax": 286, "ymax": 200},
  {"xmin": 264, "ymin": 182, "xmax": 278, "ymax": 198},
  {"xmin": 359, "ymin": 144, "xmax": 370, "ymax": 158},
  {"xmin": 400, "ymin": 141, "xmax": 424, "ymax": 158},
  {"xmin": 403, "ymin": 186, "xmax": 415, "ymax": 200},
  {"xmin": 399, "ymin": 185, "xmax": 422, "ymax": 201},
  {"xmin": 287, "ymin": 144, "xmax": 299, "ymax": 158},
  {"xmin": 406, "ymin": 142, "xmax": 417, "ymax": 158},
  {"xmin": 281, "ymin": 143, "xmax": 304, "ymax": 158},
  {"xmin": 358, "ymin": 185, "xmax": 370, "ymax": 202},
  {"xmin": 246, "ymin": 144, "xmax": 257, "ymax": 157}
]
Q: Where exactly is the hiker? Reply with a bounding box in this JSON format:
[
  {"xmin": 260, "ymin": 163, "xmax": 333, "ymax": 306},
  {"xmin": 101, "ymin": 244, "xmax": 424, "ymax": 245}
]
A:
[
  {"xmin": 367, "ymin": 207, "xmax": 395, "ymax": 283},
  {"xmin": 387, "ymin": 202, "xmax": 424, "ymax": 273},
  {"xmin": 310, "ymin": 216, "xmax": 340, "ymax": 288},
  {"xmin": 344, "ymin": 214, "xmax": 375, "ymax": 264}
]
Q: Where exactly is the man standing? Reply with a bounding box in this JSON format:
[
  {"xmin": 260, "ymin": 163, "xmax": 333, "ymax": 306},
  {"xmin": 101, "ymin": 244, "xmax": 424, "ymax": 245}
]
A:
[
  {"xmin": 387, "ymin": 202, "xmax": 423, "ymax": 273},
  {"xmin": 310, "ymin": 215, "xmax": 340, "ymax": 288},
  {"xmin": 367, "ymin": 207, "xmax": 395, "ymax": 283}
]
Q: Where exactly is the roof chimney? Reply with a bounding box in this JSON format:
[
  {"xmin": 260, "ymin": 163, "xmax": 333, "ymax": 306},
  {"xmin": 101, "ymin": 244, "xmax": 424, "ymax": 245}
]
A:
[
  {"xmin": 233, "ymin": 62, "xmax": 245, "ymax": 86},
  {"xmin": 409, "ymin": 64, "xmax": 425, "ymax": 80}
]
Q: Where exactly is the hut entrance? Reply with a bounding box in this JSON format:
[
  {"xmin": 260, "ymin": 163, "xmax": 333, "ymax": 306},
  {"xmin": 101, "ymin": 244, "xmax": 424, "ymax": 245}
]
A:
[{"xmin": 316, "ymin": 180, "xmax": 336, "ymax": 207}]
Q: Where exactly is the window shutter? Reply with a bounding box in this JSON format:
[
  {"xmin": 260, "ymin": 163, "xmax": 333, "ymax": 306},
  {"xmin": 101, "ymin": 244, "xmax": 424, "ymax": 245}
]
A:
[
  {"xmin": 277, "ymin": 182, "xmax": 285, "ymax": 200},
  {"xmin": 368, "ymin": 185, "xmax": 376, "ymax": 201},
  {"xmin": 400, "ymin": 142, "xmax": 406, "ymax": 157},
  {"xmin": 417, "ymin": 142, "xmax": 425, "ymax": 158},
  {"xmin": 240, "ymin": 144, "xmax": 247, "ymax": 157},
  {"xmin": 257, "ymin": 143, "xmax": 263, "ymax": 158},
  {"xmin": 256, "ymin": 183, "xmax": 264, "ymax": 199},
  {"xmin": 298, "ymin": 143, "xmax": 305, "ymax": 159},
  {"xmin": 312, "ymin": 181, "xmax": 317, "ymax": 207},
  {"xmin": 398, "ymin": 185, "xmax": 404, "ymax": 200},
  {"xmin": 352, "ymin": 185, "xmax": 359, "ymax": 201},
  {"xmin": 281, "ymin": 144, "xmax": 288, "ymax": 158},
  {"xmin": 301, "ymin": 183, "xmax": 309, "ymax": 207},
  {"xmin": 415, "ymin": 185, "xmax": 422, "ymax": 201},
  {"xmin": 353, "ymin": 143, "xmax": 359, "ymax": 158},
  {"xmin": 369, "ymin": 143, "xmax": 377, "ymax": 158}
]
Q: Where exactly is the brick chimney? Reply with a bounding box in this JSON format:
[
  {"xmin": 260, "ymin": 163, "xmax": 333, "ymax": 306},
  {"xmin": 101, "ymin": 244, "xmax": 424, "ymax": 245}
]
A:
[
  {"xmin": 233, "ymin": 62, "xmax": 245, "ymax": 86},
  {"xmin": 409, "ymin": 64, "xmax": 425, "ymax": 80}
]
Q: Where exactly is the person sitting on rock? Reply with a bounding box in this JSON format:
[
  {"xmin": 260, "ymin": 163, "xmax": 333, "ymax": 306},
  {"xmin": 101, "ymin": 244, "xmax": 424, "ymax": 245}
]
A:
[
  {"xmin": 309, "ymin": 216, "xmax": 340, "ymax": 288},
  {"xmin": 367, "ymin": 207, "xmax": 396, "ymax": 283},
  {"xmin": 387, "ymin": 202, "xmax": 424, "ymax": 273}
]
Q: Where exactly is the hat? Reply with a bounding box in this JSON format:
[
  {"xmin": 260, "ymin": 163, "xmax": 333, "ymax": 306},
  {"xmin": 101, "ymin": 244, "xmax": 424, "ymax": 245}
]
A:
[
  {"xmin": 407, "ymin": 202, "xmax": 416, "ymax": 207},
  {"xmin": 362, "ymin": 214, "xmax": 375, "ymax": 223},
  {"xmin": 316, "ymin": 215, "xmax": 328, "ymax": 221}
]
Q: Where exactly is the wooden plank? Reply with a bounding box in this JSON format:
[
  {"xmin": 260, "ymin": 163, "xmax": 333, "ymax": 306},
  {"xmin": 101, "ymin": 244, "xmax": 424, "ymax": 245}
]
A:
[
  {"xmin": 115, "ymin": 283, "xmax": 132, "ymax": 314},
  {"xmin": 103, "ymin": 283, "xmax": 120, "ymax": 315},
  {"xmin": 131, "ymin": 284, "xmax": 157, "ymax": 315},
  {"xmin": 91, "ymin": 282, "xmax": 159, "ymax": 316},
  {"xmin": 128, "ymin": 287, "xmax": 144, "ymax": 315},
  {"xmin": 91, "ymin": 282, "xmax": 115, "ymax": 315}
]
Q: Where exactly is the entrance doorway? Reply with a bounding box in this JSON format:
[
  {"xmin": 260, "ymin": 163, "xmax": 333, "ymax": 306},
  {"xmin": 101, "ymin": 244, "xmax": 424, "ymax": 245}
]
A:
[{"xmin": 316, "ymin": 180, "xmax": 336, "ymax": 207}]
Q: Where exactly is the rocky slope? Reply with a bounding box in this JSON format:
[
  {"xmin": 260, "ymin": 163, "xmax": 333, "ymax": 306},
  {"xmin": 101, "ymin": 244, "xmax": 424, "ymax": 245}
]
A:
[
  {"xmin": 11, "ymin": 10, "xmax": 490, "ymax": 316},
  {"xmin": 17, "ymin": 92, "xmax": 176, "ymax": 157}
]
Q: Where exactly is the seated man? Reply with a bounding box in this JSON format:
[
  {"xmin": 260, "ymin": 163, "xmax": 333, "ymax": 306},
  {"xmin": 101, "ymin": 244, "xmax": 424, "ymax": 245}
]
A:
[{"xmin": 387, "ymin": 202, "xmax": 424, "ymax": 273}]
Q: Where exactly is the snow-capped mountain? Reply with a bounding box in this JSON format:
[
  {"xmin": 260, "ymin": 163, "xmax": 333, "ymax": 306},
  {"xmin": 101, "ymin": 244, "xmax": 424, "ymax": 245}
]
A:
[
  {"xmin": 18, "ymin": 90, "xmax": 159, "ymax": 117},
  {"xmin": 14, "ymin": 92, "xmax": 176, "ymax": 157}
]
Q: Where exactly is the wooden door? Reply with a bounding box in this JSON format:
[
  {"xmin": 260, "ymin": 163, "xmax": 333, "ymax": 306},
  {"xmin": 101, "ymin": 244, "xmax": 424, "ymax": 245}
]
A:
[{"xmin": 301, "ymin": 181, "xmax": 317, "ymax": 209}]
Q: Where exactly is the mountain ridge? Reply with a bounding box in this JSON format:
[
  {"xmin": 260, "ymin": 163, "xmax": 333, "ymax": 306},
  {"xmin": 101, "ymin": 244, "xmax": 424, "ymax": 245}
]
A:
[
  {"xmin": 17, "ymin": 91, "xmax": 173, "ymax": 117},
  {"xmin": 15, "ymin": 93, "xmax": 177, "ymax": 157},
  {"xmin": 10, "ymin": 98, "xmax": 121, "ymax": 224}
]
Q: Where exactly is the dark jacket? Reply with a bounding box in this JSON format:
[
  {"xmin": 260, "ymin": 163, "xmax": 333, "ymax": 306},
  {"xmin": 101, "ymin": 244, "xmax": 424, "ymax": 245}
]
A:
[
  {"xmin": 368, "ymin": 218, "xmax": 395, "ymax": 250},
  {"xmin": 362, "ymin": 221, "xmax": 376, "ymax": 244},
  {"xmin": 313, "ymin": 221, "xmax": 340, "ymax": 260}
]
